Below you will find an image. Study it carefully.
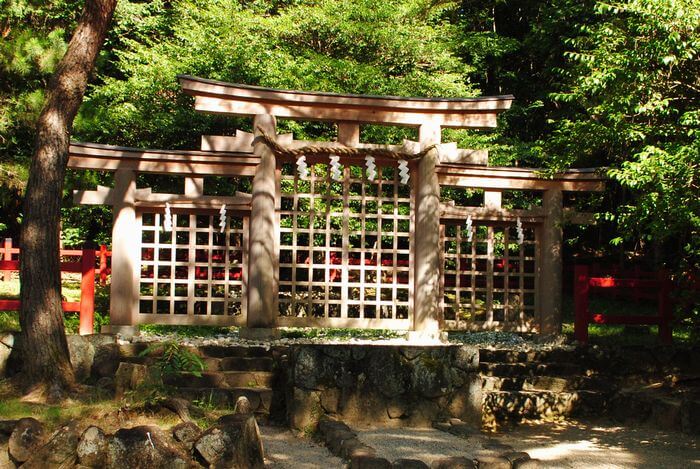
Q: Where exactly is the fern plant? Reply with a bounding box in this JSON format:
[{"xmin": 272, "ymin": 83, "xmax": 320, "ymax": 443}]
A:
[{"xmin": 139, "ymin": 340, "xmax": 206, "ymax": 378}]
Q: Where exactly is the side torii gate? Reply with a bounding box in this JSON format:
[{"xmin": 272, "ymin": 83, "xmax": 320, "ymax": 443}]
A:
[{"xmin": 69, "ymin": 76, "xmax": 604, "ymax": 338}]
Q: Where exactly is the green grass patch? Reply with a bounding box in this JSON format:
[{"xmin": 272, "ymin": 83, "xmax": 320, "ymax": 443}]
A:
[
  {"xmin": 0, "ymin": 278, "xmax": 82, "ymax": 302},
  {"xmin": 139, "ymin": 324, "xmax": 237, "ymax": 337},
  {"xmin": 279, "ymin": 327, "xmax": 406, "ymax": 340},
  {"xmin": 561, "ymin": 292, "xmax": 697, "ymax": 346},
  {"xmin": 0, "ymin": 279, "xmax": 110, "ymax": 333},
  {"xmin": 0, "ymin": 280, "xmax": 19, "ymax": 300},
  {"xmin": 0, "ymin": 311, "xmax": 20, "ymax": 331},
  {"xmin": 0, "ymin": 393, "xmax": 118, "ymax": 427}
]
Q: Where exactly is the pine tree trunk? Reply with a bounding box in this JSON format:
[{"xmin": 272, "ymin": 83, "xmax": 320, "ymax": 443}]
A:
[{"xmin": 19, "ymin": 0, "xmax": 117, "ymax": 399}]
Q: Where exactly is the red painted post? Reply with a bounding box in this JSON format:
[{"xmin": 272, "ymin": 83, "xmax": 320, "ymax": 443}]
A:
[
  {"xmin": 658, "ymin": 270, "xmax": 673, "ymax": 345},
  {"xmin": 79, "ymin": 247, "xmax": 96, "ymax": 335},
  {"xmin": 99, "ymin": 245, "xmax": 108, "ymax": 285},
  {"xmin": 574, "ymin": 265, "xmax": 590, "ymax": 343},
  {"xmin": 1, "ymin": 238, "xmax": 11, "ymax": 281}
]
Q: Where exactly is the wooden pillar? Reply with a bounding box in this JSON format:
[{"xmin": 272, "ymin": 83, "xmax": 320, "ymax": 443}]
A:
[
  {"xmin": 540, "ymin": 188, "xmax": 563, "ymax": 335},
  {"xmin": 1, "ymin": 238, "xmax": 12, "ymax": 281},
  {"xmin": 108, "ymin": 168, "xmax": 140, "ymax": 334},
  {"xmin": 79, "ymin": 247, "xmax": 96, "ymax": 335},
  {"xmin": 484, "ymin": 190, "xmax": 502, "ymax": 209},
  {"xmin": 245, "ymin": 114, "xmax": 278, "ymax": 334},
  {"xmin": 412, "ymin": 122, "xmax": 442, "ymax": 339},
  {"xmin": 185, "ymin": 177, "xmax": 204, "ymax": 197}
]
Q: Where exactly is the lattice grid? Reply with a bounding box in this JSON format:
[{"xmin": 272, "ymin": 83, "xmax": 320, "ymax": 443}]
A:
[
  {"xmin": 278, "ymin": 159, "xmax": 412, "ymax": 327},
  {"xmin": 441, "ymin": 221, "xmax": 538, "ymax": 330},
  {"xmin": 138, "ymin": 210, "xmax": 247, "ymax": 324}
]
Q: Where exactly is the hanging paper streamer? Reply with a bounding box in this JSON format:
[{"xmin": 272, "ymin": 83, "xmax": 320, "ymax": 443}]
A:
[
  {"xmin": 329, "ymin": 155, "xmax": 343, "ymax": 181},
  {"xmin": 365, "ymin": 155, "xmax": 377, "ymax": 181},
  {"xmin": 219, "ymin": 204, "xmax": 227, "ymax": 233},
  {"xmin": 466, "ymin": 214, "xmax": 473, "ymax": 242},
  {"xmin": 516, "ymin": 217, "xmax": 524, "ymax": 245},
  {"xmin": 398, "ymin": 159, "xmax": 409, "ymax": 184},
  {"xmin": 296, "ymin": 155, "xmax": 309, "ymax": 179},
  {"xmin": 163, "ymin": 203, "xmax": 173, "ymax": 232}
]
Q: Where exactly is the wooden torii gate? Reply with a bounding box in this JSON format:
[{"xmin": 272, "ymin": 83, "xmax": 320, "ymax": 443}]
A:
[{"xmin": 69, "ymin": 76, "xmax": 604, "ymax": 338}]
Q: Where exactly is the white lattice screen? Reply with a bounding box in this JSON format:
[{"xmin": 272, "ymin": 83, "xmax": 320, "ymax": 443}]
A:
[
  {"xmin": 441, "ymin": 221, "xmax": 539, "ymax": 331},
  {"xmin": 278, "ymin": 160, "xmax": 412, "ymax": 328},
  {"xmin": 138, "ymin": 210, "xmax": 247, "ymax": 325}
]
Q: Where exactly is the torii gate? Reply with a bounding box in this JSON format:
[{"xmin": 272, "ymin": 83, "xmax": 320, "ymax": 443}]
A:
[{"xmin": 69, "ymin": 76, "xmax": 604, "ymax": 338}]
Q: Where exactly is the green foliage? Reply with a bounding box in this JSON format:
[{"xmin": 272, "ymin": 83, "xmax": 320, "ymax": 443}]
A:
[
  {"xmin": 139, "ymin": 340, "xmax": 206, "ymax": 378},
  {"xmin": 546, "ymin": 0, "xmax": 700, "ymax": 268},
  {"xmin": 139, "ymin": 324, "xmax": 235, "ymax": 338},
  {"xmin": 280, "ymin": 327, "xmax": 406, "ymax": 340},
  {"xmin": 0, "ymin": 311, "xmax": 19, "ymax": 332}
]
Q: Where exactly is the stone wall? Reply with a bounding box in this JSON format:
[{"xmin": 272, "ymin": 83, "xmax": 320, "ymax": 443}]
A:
[{"xmin": 286, "ymin": 344, "xmax": 481, "ymax": 431}]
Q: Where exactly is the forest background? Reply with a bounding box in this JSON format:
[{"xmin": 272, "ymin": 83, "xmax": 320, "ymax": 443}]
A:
[{"xmin": 1, "ymin": 0, "xmax": 698, "ymax": 322}]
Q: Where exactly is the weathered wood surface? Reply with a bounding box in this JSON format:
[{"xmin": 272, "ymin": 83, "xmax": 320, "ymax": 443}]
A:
[{"xmin": 179, "ymin": 75, "xmax": 513, "ymax": 128}]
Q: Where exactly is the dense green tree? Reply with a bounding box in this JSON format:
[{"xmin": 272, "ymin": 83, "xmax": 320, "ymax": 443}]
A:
[
  {"xmin": 0, "ymin": 1, "xmax": 82, "ymax": 236},
  {"xmin": 546, "ymin": 0, "xmax": 699, "ymax": 270}
]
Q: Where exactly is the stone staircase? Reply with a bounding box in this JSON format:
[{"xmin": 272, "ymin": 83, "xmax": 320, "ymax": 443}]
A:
[
  {"xmin": 118, "ymin": 344, "xmax": 288, "ymax": 423},
  {"xmin": 479, "ymin": 345, "xmax": 700, "ymax": 433},
  {"xmin": 479, "ymin": 348, "xmax": 613, "ymax": 427}
]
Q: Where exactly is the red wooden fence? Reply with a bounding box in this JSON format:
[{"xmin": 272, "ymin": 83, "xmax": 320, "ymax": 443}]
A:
[
  {"xmin": 574, "ymin": 265, "xmax": 673, "ymax": 344},
  {"xmin": 0, "ymin": 239, "xmax": 111, "ymax": 335}
]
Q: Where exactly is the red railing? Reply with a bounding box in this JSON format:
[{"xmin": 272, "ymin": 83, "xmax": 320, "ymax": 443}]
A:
[
  {"xmin": 574, "ymin": 265, "xmax": 673, "ymax": 344},
  {"xmin": 0, "ymin": 238, "xmax": 111, "ymax": 335}
]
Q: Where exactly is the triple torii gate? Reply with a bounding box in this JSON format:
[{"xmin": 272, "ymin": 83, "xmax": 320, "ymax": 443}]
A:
[{"xmin": 69, "ymin": 76, "xmax": 604, "ymax": 338}]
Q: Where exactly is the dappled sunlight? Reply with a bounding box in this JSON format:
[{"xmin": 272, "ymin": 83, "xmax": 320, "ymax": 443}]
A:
[
  {"xmin": 498, "ymin": 419, "xmax": 699, "ymax": 468},
  {"xmin": 357, "ymin": 427, "xmax": 483, "ymax": 464},
  {"xmin": 349, "ymin": 420, "xmax": 699, "ymax": 468}
]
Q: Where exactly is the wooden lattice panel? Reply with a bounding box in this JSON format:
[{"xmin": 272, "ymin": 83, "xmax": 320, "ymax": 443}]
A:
[
  {"xmin": 138, "ymin": 210, "xmax": 247, "ymax": 325},
  {"xmin": 278, "ymin": 160, "xmax": 412, "ymax": 328},
  {"xmin": 440, "ymin": 221, "xmax": 539, "ymax": 331}
]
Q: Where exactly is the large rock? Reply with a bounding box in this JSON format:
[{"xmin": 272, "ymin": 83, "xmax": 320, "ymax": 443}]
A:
[
  {"xmin": 8, "ymin": 417, "xmax": 46, "ymax": 465},
  {"xmin": 107, "ymin": 425, "xmax": 192, "ymax": 468},
  {"xmin": 194, "ymin": 414, "xmax": 264, "ymax": 468},
  {"xmin": 114, "ymin": 362, "xmax": 148, "ymax": 396},
  {"xmin": 77, "ymin": 425, "xmax": 110, "ymax": 467},
  {"xmin": 21, "ymin": 420, "xmax": 81, "ymax": 468},
  {"xmin": 411, "ymin": 352, "xmax": 452, "ymax": 398},
  {"xmin": 172, "ymin": 421, "xmax": 201, "ymax": 450},
  {"xmin": 0, "ymin": 419, "xmax": 17, "ymax": 443},
  {"xmin": 91, "ymin": 342, "xmax": 120, "ymax": 378},
  {"xmin": 67, "ymin": 335, "xmax": 96, "ymax": 382},
  {"xmin": 0, "ymin": 332, "xmax": 14, "ymax": 378}
]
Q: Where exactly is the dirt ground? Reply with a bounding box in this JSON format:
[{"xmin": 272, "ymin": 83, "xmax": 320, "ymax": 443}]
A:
[{"xmin": 263, "ymin": 419, "xmax": 700, "ymax": 469}]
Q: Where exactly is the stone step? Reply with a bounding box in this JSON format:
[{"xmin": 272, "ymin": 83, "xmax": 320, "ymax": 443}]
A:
[
  {"xmin": 217, "ymin": 356, "xmax": 274, "ymax": 372},
  {"xmin": 173, "ymin": 387, "xmax": 273, "ymax": 417},
  {"xmin": 121, "ymin": 355, "xmax": 275, "ymax": 373},
  {"xmin": 479, "ymin": 361, "xmax": 585, "ymax": 377},
  {"xmin": 163, "ymin": 371, "xmax": 275, "ymax": 389},
  {"xmin": 479, "ymin": 348, "xmax": 584, "ymax": 365},
  {"xmin": 195, "ymin": 345, "xmax": 273, "ymax": 359},
  {"xmin": 119, "ymin": 343, "xmax": 275, "ymax": 359},
  {"xmin": 483, "ymin": 390, "xmax": 606, "ymax": 423},
  {"xmin": 609, "ymin": 390, "xmax": 700, "ymax": 434},
  {"xmin": 482, "ymin": 375, "xmax": 613, "ymax": 392}
]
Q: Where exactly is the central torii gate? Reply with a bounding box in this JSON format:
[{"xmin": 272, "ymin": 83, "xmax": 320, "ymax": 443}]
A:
[{"xmin": 68, "ymin": 76, "xmax": 604, "ymax": 338}]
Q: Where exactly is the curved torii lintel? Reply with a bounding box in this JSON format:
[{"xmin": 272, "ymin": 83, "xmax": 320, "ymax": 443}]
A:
[{"xmin": 178, "ymin": 75, "xmax": 514, "ymax": 129}]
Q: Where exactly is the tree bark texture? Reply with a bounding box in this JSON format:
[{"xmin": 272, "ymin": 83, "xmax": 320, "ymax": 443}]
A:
[{"xmin": 19, "ymin": 0, "xmax": 117, "ymax": 396}]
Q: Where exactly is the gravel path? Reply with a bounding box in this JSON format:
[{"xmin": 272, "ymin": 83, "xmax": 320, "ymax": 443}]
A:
[
  {"xmin": 261, "ymin": 425, "xmax": 344, "ymax": 469},
  {"xmin": 355, "ymin": 427, "xmax": 485, "ymax": 465},
  {"xmin": 355, "ymin": 420, "xmax": 699, "ymax": 468},
  {"xmin": 495, "ymin": 419, "xmax": 700, "ymax": 468},
  {"xmin": 260, "ymin": 419, "xmax": 698, "ymax": 468}
]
